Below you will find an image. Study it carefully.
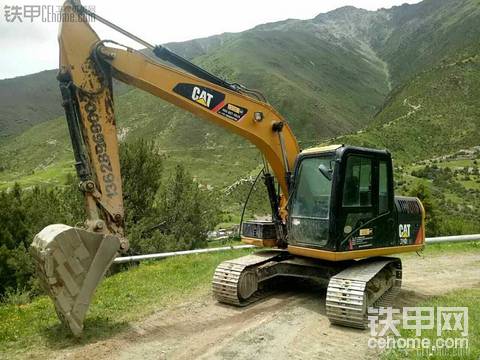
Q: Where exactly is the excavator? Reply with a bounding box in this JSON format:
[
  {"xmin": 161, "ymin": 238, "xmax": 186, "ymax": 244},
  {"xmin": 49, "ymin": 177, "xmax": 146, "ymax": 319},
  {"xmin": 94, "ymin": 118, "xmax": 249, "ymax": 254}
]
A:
[{"xmin": 30, "ymin": 0, "xmax": 425, "ymax": 336}]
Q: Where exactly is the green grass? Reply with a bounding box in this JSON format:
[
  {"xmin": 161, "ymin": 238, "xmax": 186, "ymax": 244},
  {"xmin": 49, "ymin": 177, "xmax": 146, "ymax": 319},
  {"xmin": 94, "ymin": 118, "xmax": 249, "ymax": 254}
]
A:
[
  {"xmin": 383, "ymin": 288, "xmax": 480, "ymax": 359},
  {"xmin": 0, "ymin": 161, "xmax": 74, "ymax": 190},
  {"xmin": 0, "ymin": 116, "xmax": 73, "ymax": 189},
  {"xmin": 1, "ymin": 242, "xmax": 479, "ymax": 358},
  {"xmin": 417, "ymin": 240, "xmax": 480, "ymax": 255},
  {"xmin": 384, "ymin": 241, "xmax": 480, "ymax": 359},
  {"xmin": 0, "ymin": 248, "xmax": 253, "ymax": 358}
]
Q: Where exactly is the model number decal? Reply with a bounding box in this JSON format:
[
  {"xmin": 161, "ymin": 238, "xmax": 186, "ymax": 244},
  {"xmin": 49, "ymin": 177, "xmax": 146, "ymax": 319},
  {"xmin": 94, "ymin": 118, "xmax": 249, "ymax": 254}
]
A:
[{"xmin": 217, "ymin": 103, "xmax": 247, "ymax": 121}]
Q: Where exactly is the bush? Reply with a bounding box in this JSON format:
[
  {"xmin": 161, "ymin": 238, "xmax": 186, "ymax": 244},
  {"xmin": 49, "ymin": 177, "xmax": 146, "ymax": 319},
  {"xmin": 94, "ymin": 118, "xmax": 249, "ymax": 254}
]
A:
[
  {"xmin": 120, "ymin": 140, "xmax": 163, "ymax": 225},
  {"xmin": 0, "ymin": 185, "xmax": 70, "ymax": 297},
  {"xmin": 436, "ymin": 217, "xmax": 480, "ymax": 236},
  {"xmin": 1, "ymin": 287, "xmax": 32, "ymax": 305},
  {"xmin": 128, "ymin": 164, "xmax": 220, "ymax": 253},
  {"xmin": 408, "ymin": 182, "xmax": 439, "ymax": 236},
  {"xmin": 0, "ymin": 140, "xmax": 220, "ymax": 299},
  {"xmin": 0, "ymin": 244, "xmax": 34, "ymax": 297}
]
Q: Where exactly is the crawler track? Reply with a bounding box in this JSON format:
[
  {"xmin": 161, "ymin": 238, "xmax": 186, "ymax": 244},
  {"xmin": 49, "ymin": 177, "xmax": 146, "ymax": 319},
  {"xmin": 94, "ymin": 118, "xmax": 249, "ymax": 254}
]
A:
[
  {"xmin": 326, "ymin": 258, "xmax": 402, "ymax": 328},
  {"xmin": 212, "ymin": 251, "xmax": 283, "ymax": 306}
]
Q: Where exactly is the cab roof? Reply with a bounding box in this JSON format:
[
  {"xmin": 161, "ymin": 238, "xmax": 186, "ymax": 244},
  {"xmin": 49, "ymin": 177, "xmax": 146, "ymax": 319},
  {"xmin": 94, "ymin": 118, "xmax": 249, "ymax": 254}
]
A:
[{"xmin": 300, "ymin": 144, "xmax": 342, "ymax": 155}]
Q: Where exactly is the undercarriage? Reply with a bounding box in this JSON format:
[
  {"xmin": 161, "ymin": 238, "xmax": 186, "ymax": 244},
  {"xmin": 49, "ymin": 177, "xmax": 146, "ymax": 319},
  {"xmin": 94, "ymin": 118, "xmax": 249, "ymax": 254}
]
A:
[{"xmin": 212, "ymin": 251, "xmax": 402, "ymax": 329}]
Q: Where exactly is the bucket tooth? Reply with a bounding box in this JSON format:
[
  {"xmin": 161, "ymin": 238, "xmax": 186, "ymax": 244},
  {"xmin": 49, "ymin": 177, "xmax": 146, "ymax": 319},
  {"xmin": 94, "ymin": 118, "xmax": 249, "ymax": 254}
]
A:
[{"xmin": 30, "ymin": 224, "xmax": 121, "ymax": 336}]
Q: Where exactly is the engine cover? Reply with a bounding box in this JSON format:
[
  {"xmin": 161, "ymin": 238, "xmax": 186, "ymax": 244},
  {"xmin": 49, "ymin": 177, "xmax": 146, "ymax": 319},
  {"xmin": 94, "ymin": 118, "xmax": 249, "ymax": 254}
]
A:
[{"xmin": 394, "ymin": 196, "xmax": 425, "ymax": 245}]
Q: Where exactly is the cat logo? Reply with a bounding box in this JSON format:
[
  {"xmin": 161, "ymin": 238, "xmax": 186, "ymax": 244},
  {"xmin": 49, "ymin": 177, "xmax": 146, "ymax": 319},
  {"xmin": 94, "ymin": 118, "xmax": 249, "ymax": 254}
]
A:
[
  {"xmin": 192, "ymin": 86, "xmax": 214, "ymax": 108},
  {"xmin": 173, "ymin": 83, "xmax": 225, "ymax": 111},
  {"xmin": 399, "ymin": 224, "xmax": 411, "ymax": 238}
]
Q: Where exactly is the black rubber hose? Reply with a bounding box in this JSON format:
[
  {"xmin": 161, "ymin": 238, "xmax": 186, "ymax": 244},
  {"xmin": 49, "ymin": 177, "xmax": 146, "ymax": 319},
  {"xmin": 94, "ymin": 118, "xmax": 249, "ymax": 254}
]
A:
[{"xmin": 238, "ymin": 167, "xmax": 265, "ymax": 238}]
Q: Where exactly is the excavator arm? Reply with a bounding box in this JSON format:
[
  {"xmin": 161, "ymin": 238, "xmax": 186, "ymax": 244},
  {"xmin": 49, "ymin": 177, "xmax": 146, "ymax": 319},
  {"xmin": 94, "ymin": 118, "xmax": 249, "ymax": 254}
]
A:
[{"xmin": 30, "ymin": 0, "xmax": 299, "ymax": 336}]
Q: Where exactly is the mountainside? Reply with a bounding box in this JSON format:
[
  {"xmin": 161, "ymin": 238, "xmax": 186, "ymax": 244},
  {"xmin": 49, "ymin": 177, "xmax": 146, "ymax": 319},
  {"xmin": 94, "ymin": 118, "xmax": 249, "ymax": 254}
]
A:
[
  {"xmin": 377, "ymin": 0, "xmax": 480, "ymax": 85},
  {"xmin": 1, "ymin": 0, "xmax": 479, "ymax": 195},
  {"xmin": 337, "ymin": 48, "xmax": 480, "ymax": 163},
  {"xmin": 0, "ymin": 70, "xmax": 62, "ymax": 140}
]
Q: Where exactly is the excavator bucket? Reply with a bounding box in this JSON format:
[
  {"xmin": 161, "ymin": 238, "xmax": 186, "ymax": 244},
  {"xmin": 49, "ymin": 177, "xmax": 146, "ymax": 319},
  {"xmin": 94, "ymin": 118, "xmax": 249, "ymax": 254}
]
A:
[{"xmin": 30, "ymin": 224, "xmax": 121, "ymax": 336}]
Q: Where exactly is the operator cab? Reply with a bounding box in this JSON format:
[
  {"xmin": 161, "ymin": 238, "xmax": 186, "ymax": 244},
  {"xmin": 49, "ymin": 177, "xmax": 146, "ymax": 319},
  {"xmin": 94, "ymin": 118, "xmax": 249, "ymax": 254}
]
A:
[
  {"xmin": 288, "ymin": 145, "xmax": 397, "ymax": 253},
  {"xmin": 241, "ymin": 145, "xmax": 424, "ymax": 260}
]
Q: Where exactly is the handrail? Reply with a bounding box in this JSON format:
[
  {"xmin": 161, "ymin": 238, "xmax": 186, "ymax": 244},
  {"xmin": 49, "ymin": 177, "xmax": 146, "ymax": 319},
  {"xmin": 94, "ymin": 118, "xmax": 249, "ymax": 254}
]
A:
[{"xmin": 113, "ymin": 234, "xmax": 480, "ymax": 263}]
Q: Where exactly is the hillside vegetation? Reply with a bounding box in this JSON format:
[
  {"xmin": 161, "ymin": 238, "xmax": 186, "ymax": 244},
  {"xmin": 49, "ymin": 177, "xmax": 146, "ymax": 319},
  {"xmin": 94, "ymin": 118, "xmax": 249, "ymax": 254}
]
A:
[
  {"xmin": 0, "ymin": 0, "xmax": 475, "ymax": 183},
  {"xmin": 0, "ymin": 140, "xmax": 220, "ymax": 301},
  {"xmin": 0, "ymin": 70, "xmax": 62, "ymax": 141},
  {"xmin": 337, "ymin": 50, "xmax": 480, "ymax": 163}
]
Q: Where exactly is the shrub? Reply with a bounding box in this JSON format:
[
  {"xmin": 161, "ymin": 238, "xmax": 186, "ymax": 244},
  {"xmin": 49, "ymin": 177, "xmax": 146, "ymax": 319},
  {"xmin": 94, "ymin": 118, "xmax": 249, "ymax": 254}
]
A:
[
  {"xmin": 128, "ymin": 164, "xmax": 220, "ymax": 253},
  {"xmin": 436, "ymin": 217, "xmax": 480, "ymax": 236},
  {"xmin": 120, "ymin": 140, "xmax": 163, "ymax": 225},
  {"xmin": 0, "ymin": 140, "xmax": 220, "ymax": 299},
  {"xmin": 408, "ymin": 182, "xmax": 439, "ymax": 236}
]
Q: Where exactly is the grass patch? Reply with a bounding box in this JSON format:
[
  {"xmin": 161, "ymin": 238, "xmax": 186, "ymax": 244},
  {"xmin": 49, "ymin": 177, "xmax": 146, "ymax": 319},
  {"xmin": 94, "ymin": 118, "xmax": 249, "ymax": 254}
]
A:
[
  {"xmin": 396, "ymin": 240, "xmax": 480, "ymax": 261},
  {"xmin": 383, "ymin": 288, "xmax": 480, "ymax": 359},
  {"xmin": 0, "ymin": 248, "xmax": 253, "ymax": 357},
  {"xmin": 419, "ymin": 240, "xmax": 480, "ymax": 255}
]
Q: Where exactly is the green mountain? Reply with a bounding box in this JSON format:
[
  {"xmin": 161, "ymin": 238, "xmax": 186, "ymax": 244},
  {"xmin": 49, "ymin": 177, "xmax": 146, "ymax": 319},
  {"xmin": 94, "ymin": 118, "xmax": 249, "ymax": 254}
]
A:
[
  {"xmin": 0, "ymin": 70, "xmax": 62, "ymax": 140},
  {"xmin": 337, "ymin": 48, "xmax": 480, "ymax": 163},
  {"xmin": 0, "ymin": 0, "xmax": 479, "ymax": 204},
  {"xmin": 376, "ymin": 0, "xmax": 480, "ymax": 85}
]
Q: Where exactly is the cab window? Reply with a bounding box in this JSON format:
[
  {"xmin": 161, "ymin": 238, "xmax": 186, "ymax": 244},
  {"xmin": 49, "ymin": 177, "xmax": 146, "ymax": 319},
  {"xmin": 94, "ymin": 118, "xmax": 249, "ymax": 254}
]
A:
[
  {"xmin": 291, "ymin": 157, "xmax": 333, "ymax": 219},
  {"xmin": 342, "ymin": 156, "xmax": 372, "ymax": 207},
  {"xmin": 379, "ymin": 160, "xmax": 389, "ymax": 213}
]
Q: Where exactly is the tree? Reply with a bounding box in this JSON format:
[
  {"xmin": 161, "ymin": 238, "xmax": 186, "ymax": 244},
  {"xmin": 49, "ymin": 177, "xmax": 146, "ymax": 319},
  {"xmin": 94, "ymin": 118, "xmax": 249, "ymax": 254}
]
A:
[
  {"xmin": 157, "ymin": 164, "xmax": 219, "ymax": 249},
  {"xmin": 0, "ymin": 140, "xmax": 221, "ymax": 298},
  {"xmin": 408, "ymin": 182, "xmax": 438, "ymax": 236},
  {"xmin": 128, "ymin": 164, "xmax": 220, "ymax": 253},
  {"xmin": 120, "ymin": 140, "xmax": 163, "ymax": 225},
  {"xmin": 0, "ymin": 186, "xmax": 35, "ymax": 296}
]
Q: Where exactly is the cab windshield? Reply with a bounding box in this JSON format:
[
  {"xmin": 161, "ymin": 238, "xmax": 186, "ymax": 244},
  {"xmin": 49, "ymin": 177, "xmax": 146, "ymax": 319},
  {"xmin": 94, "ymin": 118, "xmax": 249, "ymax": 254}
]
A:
[{"xmin": 289, "ymin": 156, "xmax": 334, "ymax": 247}]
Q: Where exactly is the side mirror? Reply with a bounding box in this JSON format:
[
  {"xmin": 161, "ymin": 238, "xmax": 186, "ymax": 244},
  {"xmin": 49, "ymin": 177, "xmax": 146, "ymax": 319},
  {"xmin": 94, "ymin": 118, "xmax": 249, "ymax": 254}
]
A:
[{"xmin": 319, "ymin": 164, "xmax": 333, "ymax": 181}]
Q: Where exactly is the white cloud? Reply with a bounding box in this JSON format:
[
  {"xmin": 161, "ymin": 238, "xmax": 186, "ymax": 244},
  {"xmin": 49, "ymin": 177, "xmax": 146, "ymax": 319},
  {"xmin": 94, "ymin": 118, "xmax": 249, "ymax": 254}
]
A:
[{"xmin": 0, "ymin": 0, "xmax": 421, "ymax": 79}]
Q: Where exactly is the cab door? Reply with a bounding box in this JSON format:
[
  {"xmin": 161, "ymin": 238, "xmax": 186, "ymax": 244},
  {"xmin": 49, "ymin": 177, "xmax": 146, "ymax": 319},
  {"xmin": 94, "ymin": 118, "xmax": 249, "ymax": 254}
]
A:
[{"xmin": 336, "ymin": 151, "xmax": 396, "ymax": 251}]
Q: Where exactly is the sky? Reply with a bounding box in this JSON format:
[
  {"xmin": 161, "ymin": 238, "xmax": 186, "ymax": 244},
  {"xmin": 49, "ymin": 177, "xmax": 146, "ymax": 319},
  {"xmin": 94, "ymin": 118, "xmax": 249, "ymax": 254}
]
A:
[{"xmin": 0, "ymin": 0, "xmax": 421, "ymax": 79}]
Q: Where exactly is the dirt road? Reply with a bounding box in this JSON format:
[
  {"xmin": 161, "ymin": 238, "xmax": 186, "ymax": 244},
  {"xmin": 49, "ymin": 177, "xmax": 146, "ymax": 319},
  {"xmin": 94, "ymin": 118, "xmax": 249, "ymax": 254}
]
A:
[{"xmin": 55, "ymin": 252, "xmax": 480, "ymax": 360}]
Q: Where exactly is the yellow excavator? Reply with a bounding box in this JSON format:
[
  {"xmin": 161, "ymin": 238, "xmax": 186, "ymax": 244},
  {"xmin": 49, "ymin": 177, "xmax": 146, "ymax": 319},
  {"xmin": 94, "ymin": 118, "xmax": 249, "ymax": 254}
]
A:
[{"xmin": 30, "ymin": 1, "xmax": 425, "ymax": 336}]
